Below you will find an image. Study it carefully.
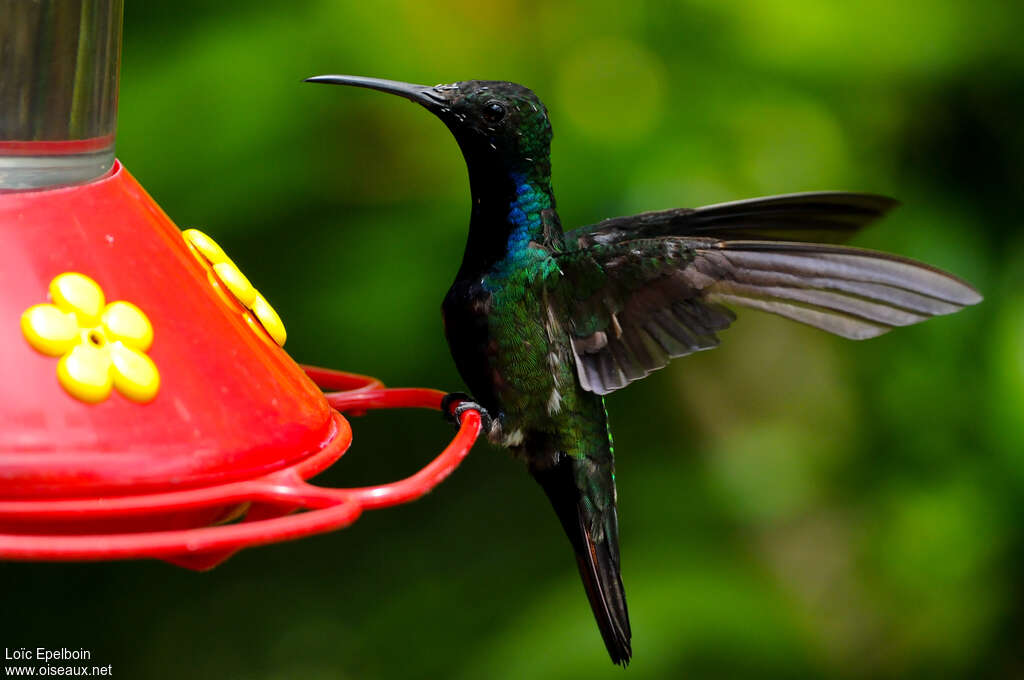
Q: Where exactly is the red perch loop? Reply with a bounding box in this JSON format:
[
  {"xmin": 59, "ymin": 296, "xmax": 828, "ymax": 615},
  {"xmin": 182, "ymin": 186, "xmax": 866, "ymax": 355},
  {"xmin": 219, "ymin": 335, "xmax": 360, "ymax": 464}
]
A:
[{"xmin": 0, "ymin": 367, "xmax": 480, "ymax": 570}]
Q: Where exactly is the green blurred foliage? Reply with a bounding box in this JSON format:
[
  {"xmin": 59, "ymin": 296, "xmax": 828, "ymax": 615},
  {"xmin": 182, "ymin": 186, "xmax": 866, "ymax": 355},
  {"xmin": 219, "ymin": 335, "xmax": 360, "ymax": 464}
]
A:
[{"xmin": 3, "ymin": 0, "xmax": 1023, "ymax": 677}]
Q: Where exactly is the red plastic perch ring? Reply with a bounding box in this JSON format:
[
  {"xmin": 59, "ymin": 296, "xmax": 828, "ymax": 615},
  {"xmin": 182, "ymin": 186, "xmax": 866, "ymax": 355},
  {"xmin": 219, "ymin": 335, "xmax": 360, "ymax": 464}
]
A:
[{"xmin": 0, "ymin": 367, "xmax": 480, "ymax": 570}]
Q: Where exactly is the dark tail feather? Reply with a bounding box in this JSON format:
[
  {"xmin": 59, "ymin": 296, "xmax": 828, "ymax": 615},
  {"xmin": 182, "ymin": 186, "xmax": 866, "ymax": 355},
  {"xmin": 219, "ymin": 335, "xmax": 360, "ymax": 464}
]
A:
[
  {"xmin": 530, "ymin": 456, "xmax": 632, "ymax": 666},
  {"xmin": 572, "ymin": 520, "xmax": 632, "ymax": 666}
]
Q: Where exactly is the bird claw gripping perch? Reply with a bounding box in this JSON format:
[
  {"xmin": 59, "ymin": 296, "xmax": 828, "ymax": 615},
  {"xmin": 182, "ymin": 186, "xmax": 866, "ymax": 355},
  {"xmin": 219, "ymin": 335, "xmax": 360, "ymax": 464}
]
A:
[{"xmin": 441, "ymin": 392, "xmax": 492, "ymax": 434}]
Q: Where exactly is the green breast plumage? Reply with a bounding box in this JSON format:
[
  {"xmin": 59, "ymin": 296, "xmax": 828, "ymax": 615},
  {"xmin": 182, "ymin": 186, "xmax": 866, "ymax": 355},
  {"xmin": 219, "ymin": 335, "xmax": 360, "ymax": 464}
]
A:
[{"xmin": 482, "ymin": 246, "xmax": 576, "ymax": 440}]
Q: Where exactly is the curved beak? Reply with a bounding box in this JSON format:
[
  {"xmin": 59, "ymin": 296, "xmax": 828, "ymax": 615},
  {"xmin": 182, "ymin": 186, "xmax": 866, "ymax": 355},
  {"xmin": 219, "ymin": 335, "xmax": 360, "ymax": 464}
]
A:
[{"xmin": 304, "ymin": 75, "xmax": 448, "ymax": 111}]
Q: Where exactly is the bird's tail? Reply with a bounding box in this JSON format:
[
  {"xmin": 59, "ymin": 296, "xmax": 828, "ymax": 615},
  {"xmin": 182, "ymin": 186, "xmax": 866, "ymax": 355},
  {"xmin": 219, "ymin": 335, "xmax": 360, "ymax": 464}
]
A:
[{"xmin": 530, "ymin": 453, "xmax": 632, "ymax": 665}]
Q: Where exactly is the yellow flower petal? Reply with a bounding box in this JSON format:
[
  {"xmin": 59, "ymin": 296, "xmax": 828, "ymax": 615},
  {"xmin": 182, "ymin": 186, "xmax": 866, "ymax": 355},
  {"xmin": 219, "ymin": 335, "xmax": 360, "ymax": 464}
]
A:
[
  {"xmin": 183, "ymin": 229, "xmax": 285, "ymax": 349},
  {"xmin": 102, "ymin": 301, "xmax": 154, "ymax": 351},
  {"xmin": 183, "ymin": 229, "xmax": 235, "ymax": 267},
  {"xmin": 251, "ymin": 294, "xmax": 286, "ymax": 346},
  {"xmin": 22, "ymin": 304, "xmax": 79, "ymax": 356},
  {"xmin": 50, "ymin": 272, "xmax": 105, "ymax": 326},
  {"xmin": 57, "ymin": 343, "xmax": 113, "ymax": 403},
  {"xmin": 213, "ymin": 262, "xmax": 258, "ymax": 307},
  {"xmin": 109, "ymin": 343, "xmax": 160, "ymax": 403}
]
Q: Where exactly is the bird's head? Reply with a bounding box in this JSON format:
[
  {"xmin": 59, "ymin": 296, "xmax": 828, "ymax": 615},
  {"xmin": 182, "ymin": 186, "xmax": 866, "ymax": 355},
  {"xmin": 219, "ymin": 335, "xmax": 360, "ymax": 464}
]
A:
[{"xmin": 305, "ymin": 76, "xmax": 552, "ymax": 173}]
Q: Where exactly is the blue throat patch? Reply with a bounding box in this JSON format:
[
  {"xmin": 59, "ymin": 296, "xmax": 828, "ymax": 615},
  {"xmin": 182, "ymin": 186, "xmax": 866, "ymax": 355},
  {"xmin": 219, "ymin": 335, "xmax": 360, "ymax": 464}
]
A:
[
  {"xmin": 506, "ymin": 171, "xmax": 551, "ymax": 254},
  {"xmin": 482, "ymin": 172, "xmax": 556, "ymax": 290}
]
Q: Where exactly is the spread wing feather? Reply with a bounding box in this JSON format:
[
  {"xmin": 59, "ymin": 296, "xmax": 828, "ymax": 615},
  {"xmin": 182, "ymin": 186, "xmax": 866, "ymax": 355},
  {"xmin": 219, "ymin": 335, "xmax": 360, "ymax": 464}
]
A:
[
  {"xmin": 568, "ymin": 191, "xmax": 899, "ymax": 248},
  {"xmin": 557, "ymin": 198, "xmax": 981, "ymax": 395}
]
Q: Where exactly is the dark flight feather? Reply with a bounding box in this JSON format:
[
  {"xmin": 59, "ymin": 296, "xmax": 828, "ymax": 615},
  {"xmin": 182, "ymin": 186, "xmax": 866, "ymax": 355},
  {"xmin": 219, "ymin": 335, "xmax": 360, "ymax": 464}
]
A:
[{"xmin": 569, "ymin": 191, "xmax": 900, "ymax": 248}]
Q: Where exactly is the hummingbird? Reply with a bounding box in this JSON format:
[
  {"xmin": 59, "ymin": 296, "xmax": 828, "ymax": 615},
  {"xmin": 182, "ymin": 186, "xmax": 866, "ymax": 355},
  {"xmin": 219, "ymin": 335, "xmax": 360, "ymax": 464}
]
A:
[{"xmin": 305, "ymin": 75, "xmax": 982, "ymax": 665}]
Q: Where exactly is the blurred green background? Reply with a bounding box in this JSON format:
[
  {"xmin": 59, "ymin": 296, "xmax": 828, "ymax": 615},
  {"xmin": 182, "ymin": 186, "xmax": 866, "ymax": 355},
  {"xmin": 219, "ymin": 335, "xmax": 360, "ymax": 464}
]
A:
[{"xmin": 4, "ymin": 0, "xmax": 1023, "ymax": 677}]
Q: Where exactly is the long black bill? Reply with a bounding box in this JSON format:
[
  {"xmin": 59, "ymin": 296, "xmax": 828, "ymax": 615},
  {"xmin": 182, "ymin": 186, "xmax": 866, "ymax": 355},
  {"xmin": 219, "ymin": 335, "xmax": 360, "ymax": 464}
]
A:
[{"xmin": 304, "ymin": 75, "xmax": 447, "ymax": 110}]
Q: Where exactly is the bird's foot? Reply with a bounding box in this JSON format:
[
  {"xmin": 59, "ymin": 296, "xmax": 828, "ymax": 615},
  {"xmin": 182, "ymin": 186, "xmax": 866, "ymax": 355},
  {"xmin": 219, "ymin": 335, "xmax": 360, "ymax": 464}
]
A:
[{"xmin": 441, "ymin": 392, "xmax": 493, "ymax": 434}]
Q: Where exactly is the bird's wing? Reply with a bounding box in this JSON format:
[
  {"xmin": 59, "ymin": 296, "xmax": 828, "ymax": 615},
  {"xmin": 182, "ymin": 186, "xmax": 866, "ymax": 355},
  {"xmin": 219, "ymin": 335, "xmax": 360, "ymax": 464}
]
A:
[
  {"xmin": 553, "ymin": 237, "xmax": 981, "ymax": 395},
  {"xmin": 566, "ymin": 192, "xmax": 899, "ymax": 248}
]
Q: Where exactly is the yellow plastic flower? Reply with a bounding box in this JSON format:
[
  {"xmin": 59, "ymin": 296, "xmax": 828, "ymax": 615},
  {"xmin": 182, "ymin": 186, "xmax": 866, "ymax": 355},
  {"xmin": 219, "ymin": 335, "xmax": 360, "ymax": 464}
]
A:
[
  {"xmin": 183, "ymin": 228, "xmax": 286, "ymax": 346},
  {"xmin": 21, "ymin": 273, "xmax": 159, "ymax": 403}
]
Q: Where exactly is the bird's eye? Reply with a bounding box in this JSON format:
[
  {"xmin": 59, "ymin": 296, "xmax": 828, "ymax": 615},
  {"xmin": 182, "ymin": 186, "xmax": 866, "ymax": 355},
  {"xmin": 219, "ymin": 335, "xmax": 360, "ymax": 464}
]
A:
[{"xmin": 483, "ymin": 100, "xmax": 506, "ymax": 124}]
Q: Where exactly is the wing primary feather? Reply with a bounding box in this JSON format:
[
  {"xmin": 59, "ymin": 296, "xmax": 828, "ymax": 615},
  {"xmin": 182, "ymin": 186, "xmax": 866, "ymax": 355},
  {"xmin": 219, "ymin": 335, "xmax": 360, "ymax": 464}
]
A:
[
  {"xmin": 706, "ymin": 292, "xmax": 891, "ymax": 340},
  {"xmin": 697, "ymin": 241, "xmax": 980, "ymax": 338},
  {"xmin": 711, "ymin": 242, "xmax": 982, "ymax": 305},
  {"xmin": 569, "ymin": 192, "xmax": 900, "ymax": 246},
  {"xmin": 710, "ymin": 281, "xmax": 931, "ymax": 327},
  {"xmin": 692, "ymin": 191, "xmax": 899, "ymax": 217},
  {"xmin": 720, "ymin": 267, "xmax": 964, "ymax": 316}
]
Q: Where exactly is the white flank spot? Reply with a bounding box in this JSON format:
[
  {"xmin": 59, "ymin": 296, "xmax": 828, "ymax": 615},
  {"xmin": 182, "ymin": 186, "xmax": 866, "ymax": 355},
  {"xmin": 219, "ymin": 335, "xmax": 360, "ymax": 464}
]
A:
[
  {"xmin": 503, "ymin": 429, "xmax": 525, "ymax": 447},
  {"xmin": 545, "ymin": 303, "xmax": 562, "ymax": 337},
  {"xmin": 547, "ymin": 388, "xmax": 562, "ymax": 415},
  {"xmin": 547, "ymin": 352, "xmax": 560, "ymax": 370}
]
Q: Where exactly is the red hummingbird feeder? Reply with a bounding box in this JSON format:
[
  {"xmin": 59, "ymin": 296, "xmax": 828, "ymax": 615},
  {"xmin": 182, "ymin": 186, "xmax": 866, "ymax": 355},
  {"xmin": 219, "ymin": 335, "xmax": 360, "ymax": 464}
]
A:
[{"xmin": 0, "ymin": 0, "xmax": 479, "ymax": 571}]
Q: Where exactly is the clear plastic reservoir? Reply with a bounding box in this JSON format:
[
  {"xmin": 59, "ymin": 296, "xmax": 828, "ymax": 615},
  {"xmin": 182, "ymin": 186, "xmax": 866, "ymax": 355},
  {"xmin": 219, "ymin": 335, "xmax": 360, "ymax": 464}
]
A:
[{"xmin": 0, "ymin": 0, "xmax": 123, "ymax": 191}]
